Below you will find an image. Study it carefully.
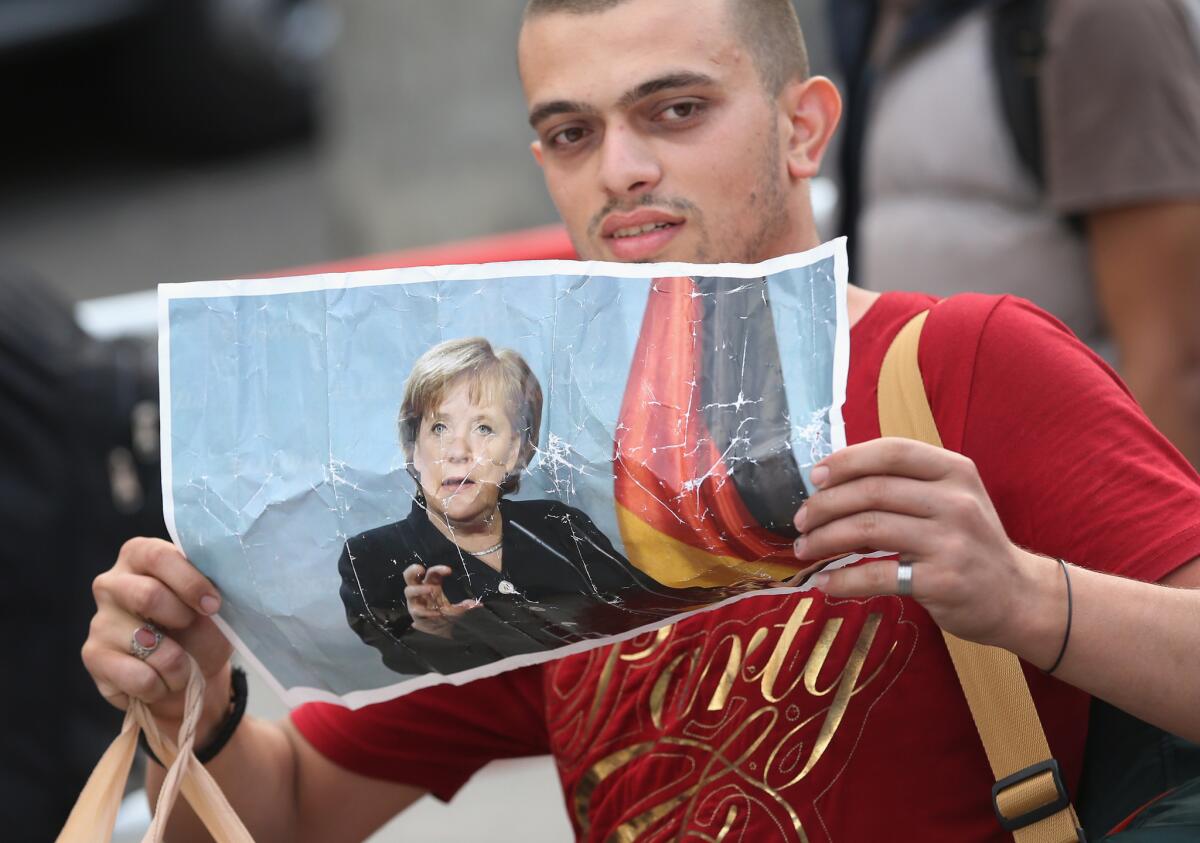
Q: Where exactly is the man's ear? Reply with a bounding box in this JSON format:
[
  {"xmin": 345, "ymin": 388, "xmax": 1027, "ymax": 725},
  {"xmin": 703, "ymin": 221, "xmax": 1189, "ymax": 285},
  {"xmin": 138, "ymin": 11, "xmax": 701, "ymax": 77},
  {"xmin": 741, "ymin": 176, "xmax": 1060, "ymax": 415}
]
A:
[
  {"xmin": 530, "ymin": 139, "xmax": 545, "ymax": 169},
  {"xmin": 780, "ymin": 76, "xmax": 842, "ymax": 181}
]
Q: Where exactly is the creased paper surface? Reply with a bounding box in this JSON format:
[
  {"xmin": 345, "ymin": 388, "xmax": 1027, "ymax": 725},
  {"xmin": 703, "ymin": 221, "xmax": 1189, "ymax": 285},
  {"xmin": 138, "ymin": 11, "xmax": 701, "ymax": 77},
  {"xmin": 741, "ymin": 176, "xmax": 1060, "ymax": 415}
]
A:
[{"xmin": 159, "ymin": 240, "xmax": 857, "ymax": 707}]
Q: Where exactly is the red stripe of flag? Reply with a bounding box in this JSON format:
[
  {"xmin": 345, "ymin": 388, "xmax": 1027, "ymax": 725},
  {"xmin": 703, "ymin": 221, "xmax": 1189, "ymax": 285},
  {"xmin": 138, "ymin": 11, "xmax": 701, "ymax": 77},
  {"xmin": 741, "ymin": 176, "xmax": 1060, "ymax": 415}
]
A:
[{"xmin": 614, "ymin": 276, "xmax": 800, "ymax": 584}]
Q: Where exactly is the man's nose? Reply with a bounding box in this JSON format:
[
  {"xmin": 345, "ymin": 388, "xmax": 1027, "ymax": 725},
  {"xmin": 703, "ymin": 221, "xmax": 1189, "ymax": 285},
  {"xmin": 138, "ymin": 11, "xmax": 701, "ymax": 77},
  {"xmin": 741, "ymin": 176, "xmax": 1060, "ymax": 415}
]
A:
[{"xmin": 598, "ymin": 123, "xmax": 662, "ymax": 198}]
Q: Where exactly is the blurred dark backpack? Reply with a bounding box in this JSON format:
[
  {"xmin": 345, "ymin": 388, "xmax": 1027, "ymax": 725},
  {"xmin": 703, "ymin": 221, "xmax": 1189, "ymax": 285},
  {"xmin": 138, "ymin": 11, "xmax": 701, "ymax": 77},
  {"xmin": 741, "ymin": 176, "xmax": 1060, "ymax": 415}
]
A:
[
  {"xmin": 989, "ymin": 0, "xmax": 1049, "ymax": 190},
  {"xmin": 0, "ymin": 271, "xmax": 167, "ymax": 841}
]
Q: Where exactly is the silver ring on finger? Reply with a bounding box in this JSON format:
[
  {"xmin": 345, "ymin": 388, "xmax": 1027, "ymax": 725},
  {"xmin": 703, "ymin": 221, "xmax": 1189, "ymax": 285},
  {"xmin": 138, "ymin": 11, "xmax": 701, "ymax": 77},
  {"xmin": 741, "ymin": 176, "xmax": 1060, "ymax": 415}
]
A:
[
  {"xmin": 896, "ymin": 561, "xmax": 914, "ymax": 597},
  {"xmin": 130, "ymin": 622, "xmax": 164, "ymax": 660}
]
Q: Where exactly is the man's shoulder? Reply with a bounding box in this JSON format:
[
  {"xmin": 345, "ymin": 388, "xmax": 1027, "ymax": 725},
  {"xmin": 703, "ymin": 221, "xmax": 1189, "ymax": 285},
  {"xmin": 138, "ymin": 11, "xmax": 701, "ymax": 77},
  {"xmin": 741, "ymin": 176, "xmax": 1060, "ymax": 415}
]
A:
[
  {"xmin": 926, "ymin": 292, "xmax": 1083, "ymax": 354},
  {"xmin": 916, "ymin": 292, "xmax": 1084, "ymax": 398},
  {"xmin": 870, "ymin": 290, "xmax": 1067, "ymax": 350},
  {"xmin": 854, "ymin": 290, "xmax": 1017, "ymax": 358},
  {"xmin": 845, "ymin": 290, "xmax": 1082, "ymax": 449},
  {"xmin": 922, "ymin": 292, "xmax": 1040, "ymax": 345}
]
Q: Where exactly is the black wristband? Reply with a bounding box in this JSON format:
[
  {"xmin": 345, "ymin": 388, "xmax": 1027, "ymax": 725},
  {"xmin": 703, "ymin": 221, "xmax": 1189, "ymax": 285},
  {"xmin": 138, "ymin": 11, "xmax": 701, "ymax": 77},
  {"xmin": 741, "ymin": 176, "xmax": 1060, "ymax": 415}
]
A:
[
  {"xmin": 1044, "ymin": 559, "xmax": 1073, "ymax": 676},
  {"xmin": 139, "ymin": 667, "xmax": 248, "ymax": 766}
]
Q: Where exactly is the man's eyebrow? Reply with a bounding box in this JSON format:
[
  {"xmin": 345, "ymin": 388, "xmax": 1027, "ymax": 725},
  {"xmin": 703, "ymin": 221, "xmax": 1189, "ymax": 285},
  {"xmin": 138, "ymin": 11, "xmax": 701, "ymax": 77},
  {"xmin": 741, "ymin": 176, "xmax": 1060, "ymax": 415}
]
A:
[
  {"xmin": 617, "ymin": 72, "xmax": 716, "ymax": 108},
  {"xmin": 528, "ymin": 100, "xmax": 598, "ymax": 129},
  {"xmin": 527, "ymin": 72, "xmax": 717, "ymax": 129}
]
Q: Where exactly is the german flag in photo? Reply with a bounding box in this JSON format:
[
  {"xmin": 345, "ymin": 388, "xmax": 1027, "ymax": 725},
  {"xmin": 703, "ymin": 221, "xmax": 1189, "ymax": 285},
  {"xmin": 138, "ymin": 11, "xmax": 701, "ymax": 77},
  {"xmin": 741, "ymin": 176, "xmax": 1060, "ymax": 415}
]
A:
[{"xmin": 614, "ymin": 275, "xmax": 809, "ymax": 588}]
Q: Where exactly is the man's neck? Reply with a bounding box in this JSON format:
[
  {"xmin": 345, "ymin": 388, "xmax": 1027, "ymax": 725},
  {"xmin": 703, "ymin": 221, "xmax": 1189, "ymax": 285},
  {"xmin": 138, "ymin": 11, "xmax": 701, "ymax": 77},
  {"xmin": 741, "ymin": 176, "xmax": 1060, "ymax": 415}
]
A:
[{"xmin": 847, "ymin": 284, "xmax": 880, "ymax": 328}]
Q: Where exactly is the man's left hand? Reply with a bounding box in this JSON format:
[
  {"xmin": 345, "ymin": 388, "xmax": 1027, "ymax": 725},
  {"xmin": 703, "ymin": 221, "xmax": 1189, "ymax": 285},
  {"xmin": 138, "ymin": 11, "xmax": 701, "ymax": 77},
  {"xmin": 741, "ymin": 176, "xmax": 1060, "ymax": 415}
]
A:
[{"xmin": 794, "ymin": 437, "xmax": 1048, "ymax": 649}]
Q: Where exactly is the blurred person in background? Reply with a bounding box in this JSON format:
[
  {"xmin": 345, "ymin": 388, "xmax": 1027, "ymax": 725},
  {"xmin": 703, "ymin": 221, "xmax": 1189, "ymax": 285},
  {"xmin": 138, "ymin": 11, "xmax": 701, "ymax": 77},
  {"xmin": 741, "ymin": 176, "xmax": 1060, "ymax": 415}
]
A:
[
  {"xmin": 832, "ymin": 0, "xmax": 1200, "ymax": 468},
  {"xmin": 0, "ymin": 276, "xmax": 167, "ymax": 841}
]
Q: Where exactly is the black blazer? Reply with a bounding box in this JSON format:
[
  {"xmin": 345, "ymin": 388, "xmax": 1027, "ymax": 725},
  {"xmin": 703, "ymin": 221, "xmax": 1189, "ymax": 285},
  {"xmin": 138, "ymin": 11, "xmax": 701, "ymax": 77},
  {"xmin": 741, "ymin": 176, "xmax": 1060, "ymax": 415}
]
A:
[{"xmin": 339, "ymin": 498, "xmax": 705, "ymax": 675}]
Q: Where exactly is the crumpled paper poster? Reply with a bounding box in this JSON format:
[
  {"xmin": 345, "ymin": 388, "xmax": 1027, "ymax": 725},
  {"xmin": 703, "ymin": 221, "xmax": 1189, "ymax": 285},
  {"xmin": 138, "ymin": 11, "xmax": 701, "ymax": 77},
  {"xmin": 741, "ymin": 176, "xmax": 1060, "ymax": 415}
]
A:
[{"xmin": 159, "ymin": 240, "xmax": 855, "ymax": 707}]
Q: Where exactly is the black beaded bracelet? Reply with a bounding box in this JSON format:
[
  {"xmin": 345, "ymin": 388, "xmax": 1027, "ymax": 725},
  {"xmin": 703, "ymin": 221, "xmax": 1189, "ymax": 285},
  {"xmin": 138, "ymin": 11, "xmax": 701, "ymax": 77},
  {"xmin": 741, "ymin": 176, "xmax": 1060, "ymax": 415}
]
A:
[
  {"xmin": 1044, "ymin": 559, "xmax": 1073, "ymax": 676},
  {"xmin": 139, "ymin": 667, "xmax": 248, "ymax": 766}
]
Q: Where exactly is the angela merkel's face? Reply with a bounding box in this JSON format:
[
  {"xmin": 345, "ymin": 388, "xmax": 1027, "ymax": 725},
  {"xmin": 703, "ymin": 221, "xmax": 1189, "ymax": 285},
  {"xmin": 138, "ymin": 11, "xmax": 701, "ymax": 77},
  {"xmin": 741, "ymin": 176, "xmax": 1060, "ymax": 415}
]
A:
[{"xmin": 411, "ymin": 378, "xmax": 522, "ymax": 527}]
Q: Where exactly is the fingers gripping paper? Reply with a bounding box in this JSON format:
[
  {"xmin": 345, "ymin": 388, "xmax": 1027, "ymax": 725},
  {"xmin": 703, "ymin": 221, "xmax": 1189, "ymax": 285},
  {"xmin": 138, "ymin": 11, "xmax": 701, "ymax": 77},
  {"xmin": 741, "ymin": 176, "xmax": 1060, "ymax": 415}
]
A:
[{"xmin": 158, "ymin": 241, "xmax": 851, "ymax": 708}]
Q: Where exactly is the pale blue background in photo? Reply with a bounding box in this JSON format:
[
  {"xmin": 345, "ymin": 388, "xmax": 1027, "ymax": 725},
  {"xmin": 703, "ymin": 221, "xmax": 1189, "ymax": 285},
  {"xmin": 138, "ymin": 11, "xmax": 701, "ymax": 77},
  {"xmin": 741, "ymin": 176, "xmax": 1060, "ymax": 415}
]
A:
[{"xmin": 166, "ymin": 258, "xmax": 839, "ymax": 696}]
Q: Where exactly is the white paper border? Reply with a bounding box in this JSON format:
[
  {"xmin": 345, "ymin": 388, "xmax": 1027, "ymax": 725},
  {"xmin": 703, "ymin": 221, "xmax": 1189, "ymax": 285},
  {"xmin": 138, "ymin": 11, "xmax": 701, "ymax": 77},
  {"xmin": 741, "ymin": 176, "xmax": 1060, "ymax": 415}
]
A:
[
  {"xmin": 829, "ymin": 237, "xmax": 851, "ymax": 453},
  {"xmin": 158, "ymin": 238, "xmax": 854, "ymax": 709}
]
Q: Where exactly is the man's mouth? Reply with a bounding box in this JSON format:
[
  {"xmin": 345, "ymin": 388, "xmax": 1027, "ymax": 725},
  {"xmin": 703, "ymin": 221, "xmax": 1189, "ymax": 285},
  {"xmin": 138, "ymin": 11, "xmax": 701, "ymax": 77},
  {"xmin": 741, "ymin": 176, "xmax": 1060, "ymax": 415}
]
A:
[
  {"xmin": 610, "ymin": 221, "xmax": 678, "ymax": 239},
  {"xmin": 601, "ymin": 210, "xmax": 685, "ymax": 238},
  {"xmin": 600, "ymin": 211, "xmax": 686, "ymax": 260}
]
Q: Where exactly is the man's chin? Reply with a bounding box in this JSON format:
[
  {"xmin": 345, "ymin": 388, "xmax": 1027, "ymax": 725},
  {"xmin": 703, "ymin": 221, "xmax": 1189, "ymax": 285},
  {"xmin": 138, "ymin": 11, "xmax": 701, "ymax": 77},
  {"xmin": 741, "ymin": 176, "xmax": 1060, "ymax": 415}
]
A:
[{"xmin": 593, "ymin": 244, "xmax": 698, "ymax": 265}]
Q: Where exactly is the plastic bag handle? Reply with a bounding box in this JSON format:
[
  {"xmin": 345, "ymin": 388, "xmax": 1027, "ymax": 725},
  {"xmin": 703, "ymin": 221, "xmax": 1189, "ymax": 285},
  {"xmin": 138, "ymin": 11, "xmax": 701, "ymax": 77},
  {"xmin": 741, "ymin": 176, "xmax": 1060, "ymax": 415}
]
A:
[{"xmin": 57, "ymin": 656, "xmax": 254, "ymax": 843}]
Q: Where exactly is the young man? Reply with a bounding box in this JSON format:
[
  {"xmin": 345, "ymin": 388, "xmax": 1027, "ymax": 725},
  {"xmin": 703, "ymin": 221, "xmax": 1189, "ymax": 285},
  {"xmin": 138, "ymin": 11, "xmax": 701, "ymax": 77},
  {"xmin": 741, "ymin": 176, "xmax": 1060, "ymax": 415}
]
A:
[{"xmin": 83, "ymin": 0, "xmax": 1200, "ymax": 839}]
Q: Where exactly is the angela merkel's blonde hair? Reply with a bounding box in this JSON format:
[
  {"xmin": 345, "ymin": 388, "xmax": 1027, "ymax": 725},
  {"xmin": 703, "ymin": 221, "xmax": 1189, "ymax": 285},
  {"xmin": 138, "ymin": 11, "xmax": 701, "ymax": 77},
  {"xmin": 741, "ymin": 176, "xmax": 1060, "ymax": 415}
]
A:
[{"xmin": 399, "ymin": 337, "xmax": 543, "ymax": 494}]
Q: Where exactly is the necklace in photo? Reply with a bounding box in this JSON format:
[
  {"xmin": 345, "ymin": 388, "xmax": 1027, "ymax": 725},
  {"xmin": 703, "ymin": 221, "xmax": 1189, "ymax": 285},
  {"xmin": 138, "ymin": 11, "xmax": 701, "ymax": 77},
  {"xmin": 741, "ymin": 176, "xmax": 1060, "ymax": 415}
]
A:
[{"xmin": 463, "ymin": 540, "xmax": 503, "ymax": 558}]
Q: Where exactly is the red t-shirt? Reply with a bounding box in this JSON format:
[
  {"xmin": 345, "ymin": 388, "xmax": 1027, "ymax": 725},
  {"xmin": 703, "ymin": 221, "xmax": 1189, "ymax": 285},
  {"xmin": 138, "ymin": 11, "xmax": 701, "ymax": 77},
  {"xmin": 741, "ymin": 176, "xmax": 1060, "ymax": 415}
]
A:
[{"xmin": 293, "ymin": 292, "xmax": 1200, "ymax": 841}]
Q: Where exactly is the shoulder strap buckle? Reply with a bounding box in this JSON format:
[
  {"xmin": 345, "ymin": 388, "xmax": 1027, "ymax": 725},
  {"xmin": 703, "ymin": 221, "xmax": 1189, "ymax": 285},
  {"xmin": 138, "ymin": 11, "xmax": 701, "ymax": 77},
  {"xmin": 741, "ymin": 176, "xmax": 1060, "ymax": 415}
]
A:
[{"xmin": 992, "ymin": 758, "xmax": 1084, "ymax": 840}]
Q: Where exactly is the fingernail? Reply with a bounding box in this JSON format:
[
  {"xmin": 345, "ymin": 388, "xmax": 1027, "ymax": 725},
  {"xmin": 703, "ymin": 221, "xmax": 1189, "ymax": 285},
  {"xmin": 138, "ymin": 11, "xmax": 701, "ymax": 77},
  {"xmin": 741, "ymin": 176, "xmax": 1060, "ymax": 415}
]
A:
[
  {"xmin": 811, "ymin": 573, "xmax": 829, "ymax": 589},
  {"xmin": 793, "ymin": 536, "xmax": 807, "ymax": 557},
  {"xmin": 810, "ymin": 465, "xmax": 830, "ymax": 488},
  {"xmin": 794, "ymin": 505, "xmax": 807, "ymax": 532},
  {"xmin": 200, "ymin": 595, "xmax": 220, "ymax": 615}
]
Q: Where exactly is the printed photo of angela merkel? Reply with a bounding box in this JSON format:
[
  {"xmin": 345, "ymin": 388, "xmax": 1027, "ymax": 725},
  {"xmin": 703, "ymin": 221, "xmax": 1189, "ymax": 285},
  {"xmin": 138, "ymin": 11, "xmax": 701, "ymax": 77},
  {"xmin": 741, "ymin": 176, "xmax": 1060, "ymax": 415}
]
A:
[{"xmin": 338, "ymin": 337, "xmax": 704, "ymax": 675}]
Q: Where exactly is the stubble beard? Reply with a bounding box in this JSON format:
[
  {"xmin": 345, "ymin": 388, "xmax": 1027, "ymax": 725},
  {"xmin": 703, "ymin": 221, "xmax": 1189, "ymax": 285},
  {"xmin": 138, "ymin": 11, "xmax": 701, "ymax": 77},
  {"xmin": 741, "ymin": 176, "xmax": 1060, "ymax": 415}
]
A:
[
  {"xmin": 725, "ymin": 115, "xmax": 790, "ymax": 264},
  {"xmin": 574, "ymin": 117, "xmax": 791, "ymax": 265}
]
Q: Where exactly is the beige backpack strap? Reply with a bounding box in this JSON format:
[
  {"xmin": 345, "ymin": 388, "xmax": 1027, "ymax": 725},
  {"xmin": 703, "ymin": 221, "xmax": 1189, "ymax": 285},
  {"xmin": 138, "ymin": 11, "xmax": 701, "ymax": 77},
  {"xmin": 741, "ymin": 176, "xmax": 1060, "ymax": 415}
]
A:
[
  {"xmin": 57, "ymin": 657, "xmax": 254, "ymax": 843},
  {"xmin": 878, "ymin": 310, "xmax": 1083, "ymax": 843}
]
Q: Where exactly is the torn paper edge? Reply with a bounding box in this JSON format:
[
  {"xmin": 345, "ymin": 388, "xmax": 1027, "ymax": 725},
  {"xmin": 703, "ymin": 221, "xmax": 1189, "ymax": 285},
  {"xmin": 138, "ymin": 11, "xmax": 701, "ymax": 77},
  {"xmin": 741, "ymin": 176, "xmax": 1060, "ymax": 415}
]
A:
[{"xmin": 159, "ymin": 238, "xmax": 854, "ymax": 709}]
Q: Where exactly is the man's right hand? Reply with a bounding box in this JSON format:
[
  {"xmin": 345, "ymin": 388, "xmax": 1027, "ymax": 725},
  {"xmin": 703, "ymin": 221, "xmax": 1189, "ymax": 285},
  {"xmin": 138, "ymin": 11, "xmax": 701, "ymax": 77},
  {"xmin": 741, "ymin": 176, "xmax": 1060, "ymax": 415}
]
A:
[
  {"xmin": 83, "ymin": 537, "xmax": 234, "ymax": 747},
  {"xmin": 82, "ymin": 538, "xmax": 430, "ymax": 842}
]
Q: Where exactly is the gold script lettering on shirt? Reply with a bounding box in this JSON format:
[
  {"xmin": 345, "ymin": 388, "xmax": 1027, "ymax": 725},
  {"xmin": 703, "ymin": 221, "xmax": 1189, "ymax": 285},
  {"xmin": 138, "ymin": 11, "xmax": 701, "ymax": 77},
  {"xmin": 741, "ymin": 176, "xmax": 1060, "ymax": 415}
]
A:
[{"xmin": 572, "ymin": 599, "xmax": 895, "ymax": 839}]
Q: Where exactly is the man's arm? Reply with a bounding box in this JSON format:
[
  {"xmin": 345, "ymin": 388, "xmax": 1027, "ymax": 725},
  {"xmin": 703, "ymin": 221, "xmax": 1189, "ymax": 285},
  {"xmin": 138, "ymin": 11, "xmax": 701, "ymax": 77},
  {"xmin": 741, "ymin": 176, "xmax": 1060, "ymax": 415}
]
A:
[
  {"xmin": 798, "ymin": 439, "xmax": 1200, "ymax": 743},
  {"xmin": 1030, "ymin": 552, "xmax": 1200, "ymax": 738},
  {"xmin": 1090, "ymin": 201, "xmax": 1200, "ymax": 469},
  {"xmin": 143, "ymin": 715, "xmax": 425, "ymax": 843}
]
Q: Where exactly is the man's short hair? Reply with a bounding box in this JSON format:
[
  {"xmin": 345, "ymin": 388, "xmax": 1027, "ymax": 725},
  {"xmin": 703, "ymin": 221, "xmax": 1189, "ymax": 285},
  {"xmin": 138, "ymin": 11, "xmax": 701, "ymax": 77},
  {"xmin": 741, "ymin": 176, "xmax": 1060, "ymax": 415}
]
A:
[
  {"xmin": 522, "ymin": 0, "xmax": 810, "ymax": 94},
  {"xmin": 399, "ymin": 337, "xmax": 543, "ymax": 494}
]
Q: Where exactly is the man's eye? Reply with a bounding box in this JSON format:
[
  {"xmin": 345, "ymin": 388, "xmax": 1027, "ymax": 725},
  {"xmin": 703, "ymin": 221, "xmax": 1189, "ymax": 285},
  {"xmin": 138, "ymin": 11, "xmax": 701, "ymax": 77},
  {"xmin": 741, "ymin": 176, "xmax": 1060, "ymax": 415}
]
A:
[
  {"xmin": 658, "ymin": 101, "xmax": 704, "ymax": 122},
  {"xmin": 431, "ymin": 422, "xmax": 447, "ymax": 434},
  {"xmin": 549, "ymin": 125, "xmax": 589, "ymax": 147},
  {"xmin": 477, "ymin": 424, "xmax": 495, "ymax": 436}
]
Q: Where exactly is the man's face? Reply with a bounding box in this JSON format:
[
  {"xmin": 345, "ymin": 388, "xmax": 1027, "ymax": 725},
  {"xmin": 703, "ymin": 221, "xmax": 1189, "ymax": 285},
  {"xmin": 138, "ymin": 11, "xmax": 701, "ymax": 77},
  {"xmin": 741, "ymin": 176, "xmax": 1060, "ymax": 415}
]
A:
[{"xmin": 519, "ymin": 0, "xmax": 799, "ymax": 264}]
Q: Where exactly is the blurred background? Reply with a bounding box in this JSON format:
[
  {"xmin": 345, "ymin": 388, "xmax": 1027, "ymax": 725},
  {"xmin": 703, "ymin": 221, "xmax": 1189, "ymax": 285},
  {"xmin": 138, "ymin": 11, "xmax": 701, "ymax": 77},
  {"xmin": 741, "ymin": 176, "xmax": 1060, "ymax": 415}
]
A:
[{"xmin": 0, "ymin": 0, "xmax": 833, "ymax": 301}]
